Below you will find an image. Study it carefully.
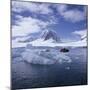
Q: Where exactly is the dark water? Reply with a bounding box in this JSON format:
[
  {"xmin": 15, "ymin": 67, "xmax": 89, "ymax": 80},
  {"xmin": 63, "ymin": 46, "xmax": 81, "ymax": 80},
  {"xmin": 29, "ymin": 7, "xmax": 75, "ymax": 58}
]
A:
[{"xmin": 11, "ymin": 47, "xmax": 87, "ymax": 89}]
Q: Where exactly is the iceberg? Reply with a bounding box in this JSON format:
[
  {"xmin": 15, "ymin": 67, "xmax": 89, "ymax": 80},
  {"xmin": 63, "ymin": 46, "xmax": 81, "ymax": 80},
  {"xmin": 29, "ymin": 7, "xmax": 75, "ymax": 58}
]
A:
[{"xmin": 22, "ymin": 48, "xmax": 72, "ymax": 65}]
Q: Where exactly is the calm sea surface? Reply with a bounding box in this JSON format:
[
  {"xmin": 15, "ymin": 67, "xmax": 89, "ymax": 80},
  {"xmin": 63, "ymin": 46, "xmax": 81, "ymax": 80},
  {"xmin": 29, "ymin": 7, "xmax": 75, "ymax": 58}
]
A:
[{"xmin": 11, "ymin": 47, "xmax": 87, "ymax": 89}]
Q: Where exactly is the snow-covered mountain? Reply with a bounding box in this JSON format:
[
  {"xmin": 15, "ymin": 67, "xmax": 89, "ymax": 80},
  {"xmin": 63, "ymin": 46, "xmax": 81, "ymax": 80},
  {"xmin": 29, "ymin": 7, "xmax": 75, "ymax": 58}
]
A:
[
  {"xmin": 29, "ymin": 30, "xmax": 61, "ymax": 46},
  {"xmin": 14, "ymin": 35, "xmax": 38, "ymax": 43},
  {"xmin": 12, "ymin": 30, "xmax": 87, "ymax": 48},
  {"xmin": 81, "ymin": 34, "xmax": 87, "ymax": 41},
  {"xmin": 40, "ymin": 30, "xmax": 60, "ymax": 42},
  {"xmin": 29, "ymin": 30, "xmax": 87, "ymax": 47},
  {"xmin": 29, "ymin": 38, "xmax": 87, "ymax": 47},
  {"xmin": 12, "ymin": 34, "xmax": 38, "ymax": 48}
]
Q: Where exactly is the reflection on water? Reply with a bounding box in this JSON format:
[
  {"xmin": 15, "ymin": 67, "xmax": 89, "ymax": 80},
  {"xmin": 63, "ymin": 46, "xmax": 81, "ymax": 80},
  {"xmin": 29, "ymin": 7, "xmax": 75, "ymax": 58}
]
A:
[{"xmin": 11, "ymin": 47, "xmax": 87, "ymax": 89}]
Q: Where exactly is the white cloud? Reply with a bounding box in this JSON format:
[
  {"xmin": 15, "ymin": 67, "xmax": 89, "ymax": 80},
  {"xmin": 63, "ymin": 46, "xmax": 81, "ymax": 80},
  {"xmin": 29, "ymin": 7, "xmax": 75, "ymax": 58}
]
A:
[
  {"xmin": 55, "ymin": 4, "xmax": 67, "ymax": 14},
  {"xmin": 12, "ymin": 1, "xmax": 57, "ymax": 37},
  {"xmin": 56, "ymin": 4, "xmax": 86, "ymax": 22},
  {"xmin": 62, "ymin": 29, "xmax": 87, "ymax": 42},
  {"xmin": 12, "ymin": 15, "xmax": 55, "ymax": 37},
  {"xmin": 62, "ymin": 9, "xmax": 85, "ymax": 22},
  {"xmin": 12, "ymin": 1, "xmax": 53, "ymax": 15},
  {"xmin": 72, "ymin": 29, "xmax": 87, "ymax": 39}
]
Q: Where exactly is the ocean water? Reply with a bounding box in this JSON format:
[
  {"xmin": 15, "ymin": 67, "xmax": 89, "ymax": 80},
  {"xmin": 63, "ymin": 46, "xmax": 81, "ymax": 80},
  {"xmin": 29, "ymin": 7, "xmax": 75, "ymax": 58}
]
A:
[{"xmin": 11, "ymin": 47, "xmax": 87, "ymax": 89}]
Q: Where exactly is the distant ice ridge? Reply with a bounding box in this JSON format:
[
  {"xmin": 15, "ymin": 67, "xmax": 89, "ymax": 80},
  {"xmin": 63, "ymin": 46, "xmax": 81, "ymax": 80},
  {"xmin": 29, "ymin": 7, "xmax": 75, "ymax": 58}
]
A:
[
  {"xmin": 12, "ymin": 30, "xmax": 87, "ymax": 48},
  {"xmin": 29, "ymin": 38, "xmax": 87, "ymax": 47},
  {"xmin": 29, "ymin": 30, "xmax": 87, "ymax": 47},
  {"xmin": 12, "ymin": 37, "xmax": 87, "ymax": 48},
  {"xmin": 22, "ymin": 49, "xmax": 72, "ymax": 65}
]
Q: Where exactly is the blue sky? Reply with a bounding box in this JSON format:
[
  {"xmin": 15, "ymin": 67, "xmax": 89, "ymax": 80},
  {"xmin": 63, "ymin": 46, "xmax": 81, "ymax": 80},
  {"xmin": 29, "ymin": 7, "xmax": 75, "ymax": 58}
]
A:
[{"xmin": 12, "ymin": 0, "xmax": 87, "ymax": 42}]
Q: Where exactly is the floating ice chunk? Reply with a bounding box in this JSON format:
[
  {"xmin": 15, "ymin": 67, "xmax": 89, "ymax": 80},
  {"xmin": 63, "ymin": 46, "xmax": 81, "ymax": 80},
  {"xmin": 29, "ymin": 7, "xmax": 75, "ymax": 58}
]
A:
[
  {"xmin": 58, "ymin": 53, "xmax": 72, "ymax": 63},
  {"xmin": 22, "ymin": 48, "xmax": 72, "ymax": 65},
  {"xmin": 65, "ymin": 66, "xmax": 70, "ymax": 70},
  {"xmin": 22, "ymin": 50, "xmax": 55, "ymax": 65}
]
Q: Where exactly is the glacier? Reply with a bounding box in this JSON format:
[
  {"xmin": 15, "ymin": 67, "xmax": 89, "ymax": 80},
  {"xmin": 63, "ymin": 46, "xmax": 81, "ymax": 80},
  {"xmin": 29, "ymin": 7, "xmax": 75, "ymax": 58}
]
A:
[{"xmin": 12, "ymin": 36, "xmax": 87, "ymax": 48}]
